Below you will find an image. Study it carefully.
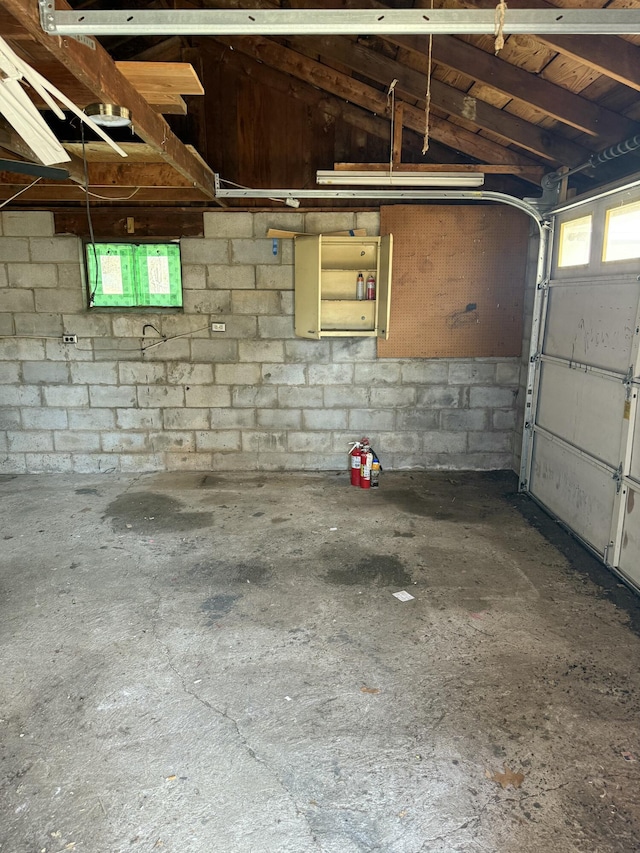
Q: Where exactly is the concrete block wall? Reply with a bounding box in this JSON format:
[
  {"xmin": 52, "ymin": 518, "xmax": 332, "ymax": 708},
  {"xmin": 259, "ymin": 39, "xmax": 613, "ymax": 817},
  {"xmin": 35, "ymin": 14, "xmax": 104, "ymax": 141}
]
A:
[{"xmin": 0, "ymin": 209, "xmax": 524, "ymax": 474}]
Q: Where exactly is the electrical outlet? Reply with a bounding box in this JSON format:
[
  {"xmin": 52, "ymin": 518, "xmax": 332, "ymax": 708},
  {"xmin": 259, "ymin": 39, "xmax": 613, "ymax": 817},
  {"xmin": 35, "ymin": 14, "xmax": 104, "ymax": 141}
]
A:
[
  {"xmin": 211, "ymin": 322, "xmax": 226, "ymax": 332},
  {"xmin": 62, "ymin": 334, "xmax": 78, "ymax": 344}
]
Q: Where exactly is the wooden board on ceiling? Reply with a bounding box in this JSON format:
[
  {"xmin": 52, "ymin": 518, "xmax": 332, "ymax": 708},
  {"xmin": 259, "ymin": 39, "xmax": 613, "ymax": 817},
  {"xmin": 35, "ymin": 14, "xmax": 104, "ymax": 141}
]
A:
[
  {"xmin": 115, "ymin": 62, "xmax": 204, "ymax": 96},
  {"xmin": 63, "ymin": 142, "xmax": 173, "ymax": 162},
  {"xmin": 377, "ymin": 204, "xmax": 529, "ymax": 359}
]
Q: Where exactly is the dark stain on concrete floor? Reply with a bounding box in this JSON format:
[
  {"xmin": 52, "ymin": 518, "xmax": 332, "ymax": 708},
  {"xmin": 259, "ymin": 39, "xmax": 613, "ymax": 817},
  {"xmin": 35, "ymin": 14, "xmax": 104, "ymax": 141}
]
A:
[
  {"xmin": 104, "ymin": 491, "xmax": 213, "ymax": 533},
  {"xmin": 325, "ymin": 553, "xmax": 413, "ymax": 587}
]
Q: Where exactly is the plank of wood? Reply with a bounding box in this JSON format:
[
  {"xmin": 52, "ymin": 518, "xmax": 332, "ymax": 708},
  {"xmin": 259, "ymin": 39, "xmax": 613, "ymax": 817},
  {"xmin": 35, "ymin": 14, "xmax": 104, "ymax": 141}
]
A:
[
  {"xmin": 289, "ymin": 34, "xmax": 591, "ymax": 166},
  {"xmin": 0, "ymin": 0, "xmax": 217, "ymax": 198},
  {"xmin": 266, "ymin": 228, "xmax": 367, "ymax": 238},
  {"xmin": 115, "ymin": 62, "xmax": 205, "ymax": 96},
  {"xmin": 54, "ymin": 208, "xmax": 205, "ymax": 238},
  {"xmin": 333, "ymin": 162, "xmax": 546, "ymax": 181},
  {"xmin": 216, "ymin": 35, "xmax": 539, "ymax": 168},
  {"xmin": 0, "ymin": 181, "xmax": 210, "ymax": 203}
]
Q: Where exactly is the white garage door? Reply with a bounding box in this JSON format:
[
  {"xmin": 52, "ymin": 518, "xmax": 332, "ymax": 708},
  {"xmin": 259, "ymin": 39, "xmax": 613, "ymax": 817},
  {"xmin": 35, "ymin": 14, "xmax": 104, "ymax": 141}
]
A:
[{"xmin": 521, "ymin": 181, "xmax": 640, "ymax": 590}]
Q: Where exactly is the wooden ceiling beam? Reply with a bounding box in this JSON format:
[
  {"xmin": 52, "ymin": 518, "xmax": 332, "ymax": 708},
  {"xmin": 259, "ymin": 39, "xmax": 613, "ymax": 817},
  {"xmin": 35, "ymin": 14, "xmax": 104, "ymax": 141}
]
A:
[
  {"xmin": 215, "ymin": 34, "xmax": 540, "ymax": 168},
  {"xmin": 334, "ymin": 161, "xmax": 546, "ymax": 181},
  {"xmin": 0, "ymin": 0, "xmax": 217, "ymax": 198},
  {"xmin": 287, "ymin": 34, "xmax": 590, "ymax": 167}
]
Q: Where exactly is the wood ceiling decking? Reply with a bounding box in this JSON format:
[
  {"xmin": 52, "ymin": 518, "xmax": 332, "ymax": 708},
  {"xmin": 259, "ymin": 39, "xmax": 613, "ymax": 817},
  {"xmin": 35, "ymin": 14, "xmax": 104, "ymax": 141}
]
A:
[{"xmin": 0, "ymin": 0, "xmax": 639, "ymax": 207}]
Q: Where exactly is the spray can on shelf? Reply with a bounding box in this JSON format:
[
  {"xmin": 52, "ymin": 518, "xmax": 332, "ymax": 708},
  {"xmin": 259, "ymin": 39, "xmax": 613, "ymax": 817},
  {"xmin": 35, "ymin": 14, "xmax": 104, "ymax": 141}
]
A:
[
  {"xmin": 356, "ymin": 272, "xmax": 365, "ymax": 301},
  {"xmin": 366, "ymin": 274, "xmax": 376, "ymax": 300},
  {"xmin": 349, "ymin": 441, "xmax": 363, "ymax": 487}
]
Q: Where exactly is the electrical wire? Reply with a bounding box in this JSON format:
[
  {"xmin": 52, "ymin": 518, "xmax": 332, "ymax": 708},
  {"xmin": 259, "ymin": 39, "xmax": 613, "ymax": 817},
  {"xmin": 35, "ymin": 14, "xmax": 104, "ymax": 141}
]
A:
[
  {"xmin": 0, "ymin": 177, "xmax": 42, "ymax": 210},
  {"xmin": 77, "ymin": 185, "xmax": 141, "ymax": 201},
  {"xmin": 81, "ymin": 123, "xmax": 99, "ymax": 307}
]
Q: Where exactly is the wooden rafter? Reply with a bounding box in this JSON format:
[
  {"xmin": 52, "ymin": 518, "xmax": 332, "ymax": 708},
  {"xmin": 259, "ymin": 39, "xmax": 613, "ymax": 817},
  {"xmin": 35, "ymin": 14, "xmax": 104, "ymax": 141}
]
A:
[{"xmin": 0, "ymin": 0, "xmax": 217, "ymax": 198}]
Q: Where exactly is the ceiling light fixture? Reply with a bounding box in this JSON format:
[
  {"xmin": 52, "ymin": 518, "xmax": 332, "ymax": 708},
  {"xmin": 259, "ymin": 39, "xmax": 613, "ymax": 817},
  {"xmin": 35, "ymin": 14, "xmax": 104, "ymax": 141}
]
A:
[
  {"xmin": 316, "ymin": 170, "xmax": 485, "ymax": 187},
  {"xmin": 85, "ymin": 103, "xmax": 132, "ymax": 128}
]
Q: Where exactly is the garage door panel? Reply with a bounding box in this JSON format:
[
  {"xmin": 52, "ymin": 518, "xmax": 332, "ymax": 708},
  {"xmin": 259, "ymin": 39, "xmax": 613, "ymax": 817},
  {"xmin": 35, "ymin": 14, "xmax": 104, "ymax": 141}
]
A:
[
  {"xmin": 618, "ymin": 487, "xmax": 640, "ymax": 587},
  {"xmin": 630, "ymin": 402, "xmax": 640, "ymax": 482},
  {"xmin": 544, "ymin": 283, "xmax": 638, "ymax": 372},
  {"xmin": 536, "ymin": 361, "xmax": 625, "ymax": 467},
  {"xmin": 530, "ymin": 431, "xmax": 615, "ymax": 556}
]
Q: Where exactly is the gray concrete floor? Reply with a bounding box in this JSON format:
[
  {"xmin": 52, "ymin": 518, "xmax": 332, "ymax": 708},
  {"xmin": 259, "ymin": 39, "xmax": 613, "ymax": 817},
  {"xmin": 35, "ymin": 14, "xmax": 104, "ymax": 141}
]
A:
[{"xmin": 1, "ymin": 470, "xmax": 640, "ymax": 853}]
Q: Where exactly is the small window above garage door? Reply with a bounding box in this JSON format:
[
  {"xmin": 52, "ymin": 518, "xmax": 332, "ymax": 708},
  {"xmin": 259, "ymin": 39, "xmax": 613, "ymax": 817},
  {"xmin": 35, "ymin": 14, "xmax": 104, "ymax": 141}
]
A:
[{"xmin": 603, "ymin": 199, "xmax": 640, "ymax": 263}]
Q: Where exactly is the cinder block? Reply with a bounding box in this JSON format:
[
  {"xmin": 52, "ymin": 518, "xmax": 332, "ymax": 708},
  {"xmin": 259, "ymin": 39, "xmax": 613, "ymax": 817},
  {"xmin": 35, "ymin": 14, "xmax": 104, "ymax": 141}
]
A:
[
  {"xmin": 232, "ymin": 290, "xmax": 282, "ymax": 315},
  {"xmin": 69, "ymin": 409, "xmax": 115, "ymax": 430},
  {"xmin": 232, "ymin": 386, "xmax": 278, "ymax": 407},
  {"xmin": 112, "ymin": 315, "xmax": 161, "ymax": 338},
  {"xmin": 165, "ymin": 452, "xmax": 213, "ymax": 471},
  {"xmin": 148, "ymin": 431, "xmax": 195, "ymax": 452},
  {"xmin": 56, "ymin": 264, "xmax": 83, "ymax": 289},
  {"xmin": 278, "ymin": 386, "xmax": 323, "ymax": 408},
  {"xmin": 287, "ymin": 431, "xmax": 333, "ymax": 452},
  {"xmin": 355, "ymin": 212, "xmax": 380, "ymax": 234},
  {"xmin": 54, "ymin": 431, "xmax": 101, "ymax": 452},
  {"xmin": 280, "ymin": 241, "xmax": 294, "ymax": 265},
  {"xmin": 421, "ymin": 431, "xmax": 467, "ymax": 454},
  {"xmin": 182, "ymin": 264, "xmax": 207, "ymax": 290},
  {"xmin": 185, "ymin": 385, "xmax": 231, "ymax": 408},
  {"xmin": 401, "ymin": 361, "xmax": 449, "ymax": 384},
  {"xmin": 258, "ymin": 316, "xmax": 295, "ymax": 339},
  {"xmin": 163, "ymin": 408, "xmax": 210, "ymax": 430},
  {"xmin": 0, "ymin": 338, "xmax": 44, "ymax": 360},
  {"xmin": 0, "ymin": 408, "xmax": 20, "ymax": 429},
  {"xmin": 303, "ymin": 212, "xmax": 356, "ymax": 233},
  {"xmin": 206, "ymin": 315, "xmax": 257, "ymax": 339},
  {"xmin": 204, "ymin": 211, "xmax": 253, "ymax": 238},
  {"xmin": 323, "ymin": 386, "xmax": 369, "ymax": 408},
  {"xmin": 119, "ymin": 362, "xmax": 166, "ymax": 385},
  {"xmin": 70, "ymin": 362, "xmax": 117, "ymax": 385},
  {"xmin": 261, "ymin": 363, "xmax": 306, "ymax": 384},
  {"xmin": 239, "ymin": 340, "xmax": 284, "ymax": 363},
  {"xmin": 210, "ymin": 407, "xmax": 256, "ymax": 428},
  {"xmin": 137, "ymin": 385, "xmax": 185, "ymax": 408},
  {"xmin": 416, "ymin": 386, "xmax": 463, "ymax": 408},
  {"xmin": 214, "ymin": 363, "xmax": 261, "ymax": 385},
  {"xmin": 441, "ymin": 409, "xmax": 489, "ymax": 431},
  {"xmin": 256, "ymin": 265, "xmax": 294, "ymax": 290},
  {"xmin": 166, "ymin": 362, "xmax": 214, "ymax": 385},
  {"xmin": 309, "ymin": 363, "xmax": 354, "ymax": 385},
  {"xmin": 469, "ymin": 387, "xmax": 518, "ymax": 408},
  {"xmin": 496, "ymin": 361, "xmax": 522, "ymax": 384},
  {"xmin": 45, "ymin": 340, "xmax": 93, "ymax": 361},
  {"xmin": 284, "ymin": 340, "xmax": 330, "ymax": 364},
  {"xmin": 119, "ymin": 453, "xmax": 164, "ymax": 472},
  {"xmin": 241, "ymin": 431, "xmax": 287, "ymax": 452},
  {"xmin": 14, "ymin": 313, "xmax": 63, "ymax": 336},
  {"xmin": 374, "ymin": 432, "xmax": 422, "ymax": 453},
  {"xmin": 394, "ymin": 409, "xmax": 439, "ymax": 430},
  {"xmin": 62, "ymin": 313, "xmax": 112, "ymax": 338},
  {"xmin": 3, "ymin": 211, "xmax": 54, "ymax": 237},
  {"xmin": 370, "ymin": 387, "xmax": 416, "ymax": 407},
  {"xmin": 0, "ymin": 364, "xmax": 19, "ymax": 383},
  {"xmin": 207, "ymin": 265, "xmax": 255, "ymax": 290},
  {"xmin": 303, "ymin": 409, "xmax": 347, "ymax": 430},
  {"xmin": 0, "ymin": 432, "xmax": 7, "ymax": 453},
  {"xmin": 35, "ymin": 289, "xmax": 84, "ymax": 313},
  {"xmin": 29, "ymin": 237, "xmax": 80, "ymax": 263},
  {"xmin": 252, "ymin": 212, "xmax": 304, "ymax": 236},
  {"xmin": 331, "ymin": 338, "xmax": 377, "ymax": 362},
  {"xmin": 21, "ymin": 408, "xmax": 67, "ymax": 429},
  {"xmin": 448, "ymin": 362, "xmax": 497, "ymax": 384},
  {"xmin": 0, "ymin": 314, "xmax": 13, "ymax": 335},
  {"xmin": 0, "ymin": 237, "xmax": 29, "ymax": 262},
  {"xmin": 3, "ymin": 385, "xmax": 41, "ymax": 406},
  {"xmin": 25, "ymin": 453, "xmax": 73, "ymax": 472},
  {"xmin": 0, "ymin": 289, "xmax": 34, "ymax": 312},
  {"xmin": 117, "ymin": 408, "xmax": 163, "ymax": 430},
  {"xmin": 182, "ymin": 290, "xmax": 231, "ymax": 314},
  {"xmin": 493, "ymin": 409, "xmax": 517, "ymax": 430},
  {"xmin": 279, "ymin": 292, "xmax": 294, "ymax": 315},
  {"xmin": 190, "ymin": 339, "xmax": 238, "ymax": 363},
  {"xmin": 354, "ymin": 362, "xmax": 401, "ymax": 385},
  {"xmin": 43, "ymin": 385, "xmax": 88, "ymax": 407},
  {"xmin": 0, "ymin": 453, "xmax": 26, "ymax": 473},
  {"xmin": 161, "ymin": 316, "xmax": 212, "ymax": 338},
  {"xmin": 8, "ymin": 430, "xmax": 53, "ymax": 452},
  {"xmin": 23, "ymin": 361, "xmax": 70, "ymax": 384},
  {"xmin": 464, "ymin": 452, "xmax": 512, "ymax": 471},
  {"xmin": 7, "ymin": 263, "xmax": 57, "ymax": 288},
  {"xmin": 467, "ymin": 431, "xmax": 513, "ymax": 453},
  {"xmin": 142, "ymin": 340, "xmax": 191, "ymax": 362},
  {"xmin": 180, "ymin": 238, "xmax": 229, "ymax": 264},
  {"xmin": 101, "ymin": 431, "xmax": 149, "ymax": 452},
  {"xmin": 348, "ymin": 409, "xmax": 395, "ymax": 431},
  {"xmin": 230, "ymin": 239, "xmax": 280, "ymax": 265},
  {"xmin": 0, "ymin": 267, "xmax": 7, "ymax": 288},
  {"xmin": 90, "ymin": 385, "xmax": 137, "ymax": 408},
  {"xmin": 196, "ymin": 430, "xmax": 241, "ymax": 451},
  {"xmin": 71, "ymin": 454, "xmax": 120, "ymax": 474},
  {"xmin": 257, "ymin": 409, "xmax": 301, "ymax": 429}
]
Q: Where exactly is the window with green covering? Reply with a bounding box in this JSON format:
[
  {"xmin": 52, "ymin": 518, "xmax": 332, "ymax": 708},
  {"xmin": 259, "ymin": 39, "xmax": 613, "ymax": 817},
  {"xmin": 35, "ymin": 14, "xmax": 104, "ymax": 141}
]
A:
[{"xmin": 86, "ymin": 242, "xmax": 183, "ymax": 308}]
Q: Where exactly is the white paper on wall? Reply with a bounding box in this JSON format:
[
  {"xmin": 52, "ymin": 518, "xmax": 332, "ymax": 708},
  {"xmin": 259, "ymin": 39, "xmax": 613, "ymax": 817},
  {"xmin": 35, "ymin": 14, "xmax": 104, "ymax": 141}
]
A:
[
  {"xmin": 147, "ymin": 255, "xmax": 171, "ymax": 294},
  {"xmin": 100, "ymin": 255, "xmax": 124, "ymax": 294}
]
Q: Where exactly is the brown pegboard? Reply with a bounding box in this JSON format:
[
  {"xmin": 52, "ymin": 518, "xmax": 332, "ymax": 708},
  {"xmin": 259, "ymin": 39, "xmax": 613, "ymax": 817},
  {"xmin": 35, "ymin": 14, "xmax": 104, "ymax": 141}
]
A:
[{"xmin": 377, "ymin": 205, "xmax": 528, "ymax": 358}]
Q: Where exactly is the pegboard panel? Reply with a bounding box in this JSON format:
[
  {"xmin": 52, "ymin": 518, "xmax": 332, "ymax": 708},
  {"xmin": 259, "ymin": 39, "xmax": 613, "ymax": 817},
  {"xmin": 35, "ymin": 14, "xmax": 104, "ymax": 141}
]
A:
[{"xmin": 377, "ymin": 205, "xmax": 529, "ymax": 358}]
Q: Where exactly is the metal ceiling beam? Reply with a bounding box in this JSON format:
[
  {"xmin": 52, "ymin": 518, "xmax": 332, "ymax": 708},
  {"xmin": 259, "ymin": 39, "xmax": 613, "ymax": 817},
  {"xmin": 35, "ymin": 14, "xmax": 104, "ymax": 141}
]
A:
[{"xmin": 39, "ymin": 6, "xmax": 640, "ymax": 37}]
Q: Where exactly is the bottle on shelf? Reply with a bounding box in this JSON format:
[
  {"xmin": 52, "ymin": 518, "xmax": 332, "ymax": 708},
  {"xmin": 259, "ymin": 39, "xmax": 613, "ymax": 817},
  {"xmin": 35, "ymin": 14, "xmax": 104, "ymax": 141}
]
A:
[
  {"xmin": 356, "ymin": 272, "xmax": 365, "ymax": 301},
  {"xmin": 366, "ymin": 274, "xmax": 376, "ymax": 300}
]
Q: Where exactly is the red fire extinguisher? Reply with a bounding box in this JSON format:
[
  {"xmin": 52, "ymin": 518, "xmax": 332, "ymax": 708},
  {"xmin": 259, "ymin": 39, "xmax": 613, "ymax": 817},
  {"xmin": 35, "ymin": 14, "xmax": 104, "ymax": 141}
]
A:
[
  {"xmin": 349, "ymin": 441, "xmax": 363, "ymax": 487},
  {"xmin": 360, "ymin": 447, "xmax": 373, "ymax": 489}
]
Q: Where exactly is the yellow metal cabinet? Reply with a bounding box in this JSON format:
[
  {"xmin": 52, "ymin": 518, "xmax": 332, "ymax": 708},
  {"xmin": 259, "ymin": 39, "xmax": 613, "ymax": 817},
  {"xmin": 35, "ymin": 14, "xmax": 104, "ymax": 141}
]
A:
[{"xmin": 294, "ymin": 234, "xmax": 393, "ymax": 339}]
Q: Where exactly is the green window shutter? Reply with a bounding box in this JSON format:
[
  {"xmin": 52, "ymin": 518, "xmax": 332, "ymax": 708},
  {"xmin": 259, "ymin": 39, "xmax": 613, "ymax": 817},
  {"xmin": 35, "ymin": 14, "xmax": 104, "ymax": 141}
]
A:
[{"xmin": 87, "ymin": 243, "xmax": 136, "ymax": 307}]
